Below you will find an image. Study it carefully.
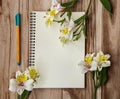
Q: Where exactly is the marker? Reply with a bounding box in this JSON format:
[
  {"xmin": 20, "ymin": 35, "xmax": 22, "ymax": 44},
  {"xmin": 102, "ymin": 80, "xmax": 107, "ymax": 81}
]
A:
[{"xmin": 15, "ymin": 13, "xmax": 21, "ymax": 65}]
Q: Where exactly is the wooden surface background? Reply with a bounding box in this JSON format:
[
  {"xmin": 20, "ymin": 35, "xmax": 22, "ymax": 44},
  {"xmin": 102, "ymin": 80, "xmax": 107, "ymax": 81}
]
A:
[{"xmin": 0, "ymin": 0, "xmax": 120, "ymax": 99}]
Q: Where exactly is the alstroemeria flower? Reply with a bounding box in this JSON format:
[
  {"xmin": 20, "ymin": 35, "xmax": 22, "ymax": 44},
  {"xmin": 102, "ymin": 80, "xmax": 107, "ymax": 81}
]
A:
[
  {"xmin": 59, "ymin": 36, "xmax": 68, "ymax": 44},
  {"xmin": 16, "ymin": 71, "xmax": 28, "ymax": 83},
  {"xmin": 45, "ymin": 15, "xmax": 54, "ymax": 25},
  {"xmin": 59, "ymin": 18, "xmax": 75, "ymax": 44},
  {"xmin": 78, "ymin": 53, "xmax": 97, "ymax": 73},
  {"xmin": 93, "ymin": 51, "xmax": 111, "ymax": 71},
  {"xmin": 60, "ymin": 18, "xmax": 75, "ymax": 35},
  {"xmin": 9, "ymin": 71, "xmax": 34, "ymax": 95},
  {"xmin": 48, "ymin": 0, "xmax": 64, "ymax": 17},
  {"xmin": 25, "ymin": 66, "xmax": 40, "ymax": 81}
]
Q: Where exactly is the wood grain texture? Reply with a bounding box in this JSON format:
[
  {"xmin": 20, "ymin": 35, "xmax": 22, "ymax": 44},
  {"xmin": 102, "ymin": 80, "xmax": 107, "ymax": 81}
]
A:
[{"xmin": 0, "ymin": 0, "xmax": 120, "ymax": 99}]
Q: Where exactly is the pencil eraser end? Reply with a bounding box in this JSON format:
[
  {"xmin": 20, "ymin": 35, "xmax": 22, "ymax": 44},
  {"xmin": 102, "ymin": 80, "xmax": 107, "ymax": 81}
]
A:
[{"xmin": 15, "ymin": 13, "xmax": 21, "ymax": 25}]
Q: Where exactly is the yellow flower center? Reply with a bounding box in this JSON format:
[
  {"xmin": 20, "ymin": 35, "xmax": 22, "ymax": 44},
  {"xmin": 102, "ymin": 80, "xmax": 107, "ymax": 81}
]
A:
[
  {"xmin": 61, "ymin": 28, "xmax": 69, "ymax": 34},
  {"xmin": 49, "ymin": 9, "xmax": 56, "ymax": 17},
  {"xmin": 85, "ymin": 56, "xmax": 92, "ymax": 65},
  {"xmin": 60, "ymin": 37, "xmax": 68, "ymax": 44},
  {"xmin": 29, "ymin": 68, "xmax": 38, "ymax": 80},
  {"xmin": 46, "ymin": 17, "xmax": 52, "ymax": 25},
  {"xmin": 16, "ymin": 74, "xmax": 28, "ymax": 83},
  {"xmin": 99, "ymin": 55, "xmax": 107, "ymax": 62}
]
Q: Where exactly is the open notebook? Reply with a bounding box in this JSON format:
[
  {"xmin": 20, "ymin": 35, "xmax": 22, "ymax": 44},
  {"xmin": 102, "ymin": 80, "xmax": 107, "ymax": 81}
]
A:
[{"xmin": 29, "ymin": 11, "xmax": 85, "ymax": 88}]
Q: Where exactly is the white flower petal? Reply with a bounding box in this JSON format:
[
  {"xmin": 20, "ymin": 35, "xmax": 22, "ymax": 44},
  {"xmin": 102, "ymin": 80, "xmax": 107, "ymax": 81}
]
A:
[
  {"xmin": 102, "ymin": 61, "xmax": 111, "ymax": 67},
  {"xmin": 79, "ymin": 65, "xmax": 88, "ymax": 74},
  {"xmin": 91, "ymin": 53, "xmax": 95, "ymax": 57},
  {"xmin": 69, "ymin": 19, "xmax": 75, "ymax": 29},
  {"xmin": 99, "ymin": 51, "xmax": 104, "ymax": 55},
  {"xmin": 24, "ymin": 70, "xmax": 30, "ymax": 79},
  {"xmin": 17, "ymin": 86, "xmax": 24, "ymax": 95},
  {"xmin": 98, "ymin": 67, "xmax": 103, "ymax": 71},
  {"xmin": 24, "ymin": 79, "xmax": 34, "ymax": 91},
  {"xmin": 89, "ymin": 61, "xmax": 97, "ymax": 71},
  {"xmin": 82, "ymin": 67, "xmax": 88, "ymax": 74},
  {"xmin": 65, "ymin": 17, "xmax": 69, "ymax": 22},
  {"xmin": 78, "ymin": 61, "xmax": 85, "ymax": 66},
  {"xmin": 57, "ymin": 4, "xmax": 64, "ymax": 12},
  {"xmin": 16, "ymin": 71, "xmax": 22, "ymax": 78},
  {"xmin": 96, "ymin": 51, "xmax": 103, "ymax": 59},
  {"xmin": 68, "ymin": 32, "xmax": 73, "ymax": 40},
  {"xmin": 85, "ymin": 54, "xmax": 89, "ymax": 57},
  {"xmin": 57, "ymin": 3, "xmax": 61, "ymax": 9},
  {"xmin": 105, "ymin": 54, "xmax": 110, "ymax": 59},
  {"xmin": 86, "ymin": 53, "xmax": 95, "ymax": 58},
  {"xmin": 93, "ymin": 56, "xmax": 97, "ymax": 61},
  {"xmin": 9, "ymin": 79, "xmax": 17, "ymax": 92},
  {"xmin": 78, "ymin": 61, "xmax": 88, "ymax": 74},
  {"xmin": 52, "ymin": 0, "xmax": 58, "ymax": 5}
]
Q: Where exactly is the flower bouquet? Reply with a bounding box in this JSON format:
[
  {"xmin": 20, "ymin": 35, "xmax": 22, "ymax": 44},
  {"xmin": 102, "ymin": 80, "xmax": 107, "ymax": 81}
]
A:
[
  {"xmin": 9, "ymin": 66, "xmax": 40, "ymax": 99},
  {"xmin": 78, "ymin": 51, "xmax": 111, "ymax": 99},
  {"xmin": 44, "ymin": 0, "xmax": 112, "ymax": 45}
]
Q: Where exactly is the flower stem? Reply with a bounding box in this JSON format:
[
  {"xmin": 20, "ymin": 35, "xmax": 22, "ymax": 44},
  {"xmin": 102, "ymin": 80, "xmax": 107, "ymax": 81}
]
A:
[
  {"xmin": 85, "ymin": 0, "xmax": 93, "ymax": 15},
  {"xmin": 94, "ymin": 86, "xmax": 97, "ymax": 99},
  {"xmin": 92, "ymin": 71, "xmax": 98, "ymax": 99},
  {"xmin": 20, "ymin": 90, "xmax": 31, "ymax": 99},
  {"xmin": 17, "ymin": 94, "xmax": 21, "ymax": 99}
]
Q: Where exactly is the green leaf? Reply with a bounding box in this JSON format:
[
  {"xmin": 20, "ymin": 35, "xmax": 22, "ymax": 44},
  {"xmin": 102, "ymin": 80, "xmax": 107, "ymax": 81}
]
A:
[
  {"xmin": 100, "ymin": 68, "xmax": 107, "ymax": 86},
  {"xmin": 100, "ymin": 0, "xmax": 112, "ymax": 13},
  {"xmin": 73, "ymin": 34, "xmax": 81, "ymax": 41},
  {"xmin": 53, "ymin": 18, "xmax": 66, "ymax": 25},
  {"xmin": 61, "ymin": 0, "xmax": 78, "ymax": 8},
  {"xmin": 73, "ymin": 25, "xmax": 81, "ymax": 35},
  {"xmin": 74, "ymin": 14, "xmax": 86, "ymax": 24},
  {"xmin": 20, "ymin": 90, "xmax": 31, "ymax": 99},
  {"xmin": 73, "ymin": 28, "xmax": 82, "ymax": 41},
  {"xmin": 67, "ymin": 11, "xmax": 72, "ymax": 20}
]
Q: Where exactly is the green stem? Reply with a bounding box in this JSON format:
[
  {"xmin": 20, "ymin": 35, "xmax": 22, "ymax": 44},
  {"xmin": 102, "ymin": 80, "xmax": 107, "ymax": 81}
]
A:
[
  {"xmin": 74, "ymin": 0, "xmax": 93, "ymax": 24},
  {"xmin": 85, "ymin": 0, "xmax": 93, "ymax": 15},
  {"xmin": 53, "ymin": 18, "xmax": 65, "ymax": 25},
  {"xmin": 92, "ymin": 71, "xmax": 98, "ymax": 99},
  {"xmin": 17, "ymin": 94, "xmax": 21, "ymax": 99},
  {"xmin": 94, "ymin": 86, "xmax": 97, "ymax": 99},
  {"xmin": 20, "ymin": 90, "xmax": 31, "ymax": 99},
  {"xmin": 61, "ymin": 0, "xmax": 78, "ymax": 8}
]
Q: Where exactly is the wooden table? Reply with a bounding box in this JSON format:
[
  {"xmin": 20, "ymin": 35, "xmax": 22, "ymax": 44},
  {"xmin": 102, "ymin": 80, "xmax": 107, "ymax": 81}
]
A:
[{"xmin": 0, "ymin": 0, "xmax": 120, "ymax": 99}]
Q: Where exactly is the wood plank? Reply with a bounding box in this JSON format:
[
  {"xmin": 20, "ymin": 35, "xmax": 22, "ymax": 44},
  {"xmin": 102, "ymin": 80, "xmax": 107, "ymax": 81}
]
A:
[
  {"xmin": 101, "ymin": 0, "xmax": 120, "ymax": 99},
  {"xmin": 29, "ymin": 0, "xmax": 62, "ymax": 99},
  {"xmin": 95, "ymin": 0, "xmax": 103, "ymax": 99},
  {"xmin": 0, "ymin": 0, "xmax": 120, "ymax": 99},
  {"xmin": 8, "ymin": 0, "xmax": 20, "ymax": 98},
  {"xmin": 62, "ymin": 0, "xmax": 96, "ymax": 99},
  {"xmin": 19, "ymin": 0, "xmax": 29, "ymax": 70},
  {"xmin": 0, "ymin": 0, "xmax": 19, "ymax": 99}
]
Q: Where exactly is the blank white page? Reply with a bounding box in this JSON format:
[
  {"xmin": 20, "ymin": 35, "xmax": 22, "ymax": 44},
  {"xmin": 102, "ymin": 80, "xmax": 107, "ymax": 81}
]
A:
[{"xmin": 31, "ymin": 12, "xmax": 85, "ymax": 88}]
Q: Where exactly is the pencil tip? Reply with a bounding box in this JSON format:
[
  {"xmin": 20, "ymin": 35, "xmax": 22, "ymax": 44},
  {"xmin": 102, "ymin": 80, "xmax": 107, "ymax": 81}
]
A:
[{"xmin": 17, "ymin": 62, "xmax": 21, "ymax": 65}]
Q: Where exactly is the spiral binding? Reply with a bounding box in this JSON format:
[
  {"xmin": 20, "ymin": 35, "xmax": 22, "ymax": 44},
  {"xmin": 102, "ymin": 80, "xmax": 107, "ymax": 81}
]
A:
[{"xmin": 29, "ymin": 12, "xmax": 36, "ymax": 66}]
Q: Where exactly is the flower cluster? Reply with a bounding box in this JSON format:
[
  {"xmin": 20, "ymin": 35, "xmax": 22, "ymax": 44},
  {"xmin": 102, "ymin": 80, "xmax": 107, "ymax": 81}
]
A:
[
  {"xmin": 78, "ymin": 51, "xmax": 111, "ymax": 99},
  {"xmin": 9, "ymin": 66, "xmax": 40, "ymax": 96},
  {"xmin": 44, "ymin": 0, "xmax": 113, "ymax": 45},
  {"xmin": 45, "ymin": 0, "xmax": 64, "ymax": 25},
  {"xmin": 44, "ymin": 0, "xmax": 87, "ymax": 44},
  {"xmin": 78, "ymin": 51, "xmax": 111, "ymax": 73},
  {"xmin": 59, "ymin": 18, "xmax": 75, "ymax": 44}
]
